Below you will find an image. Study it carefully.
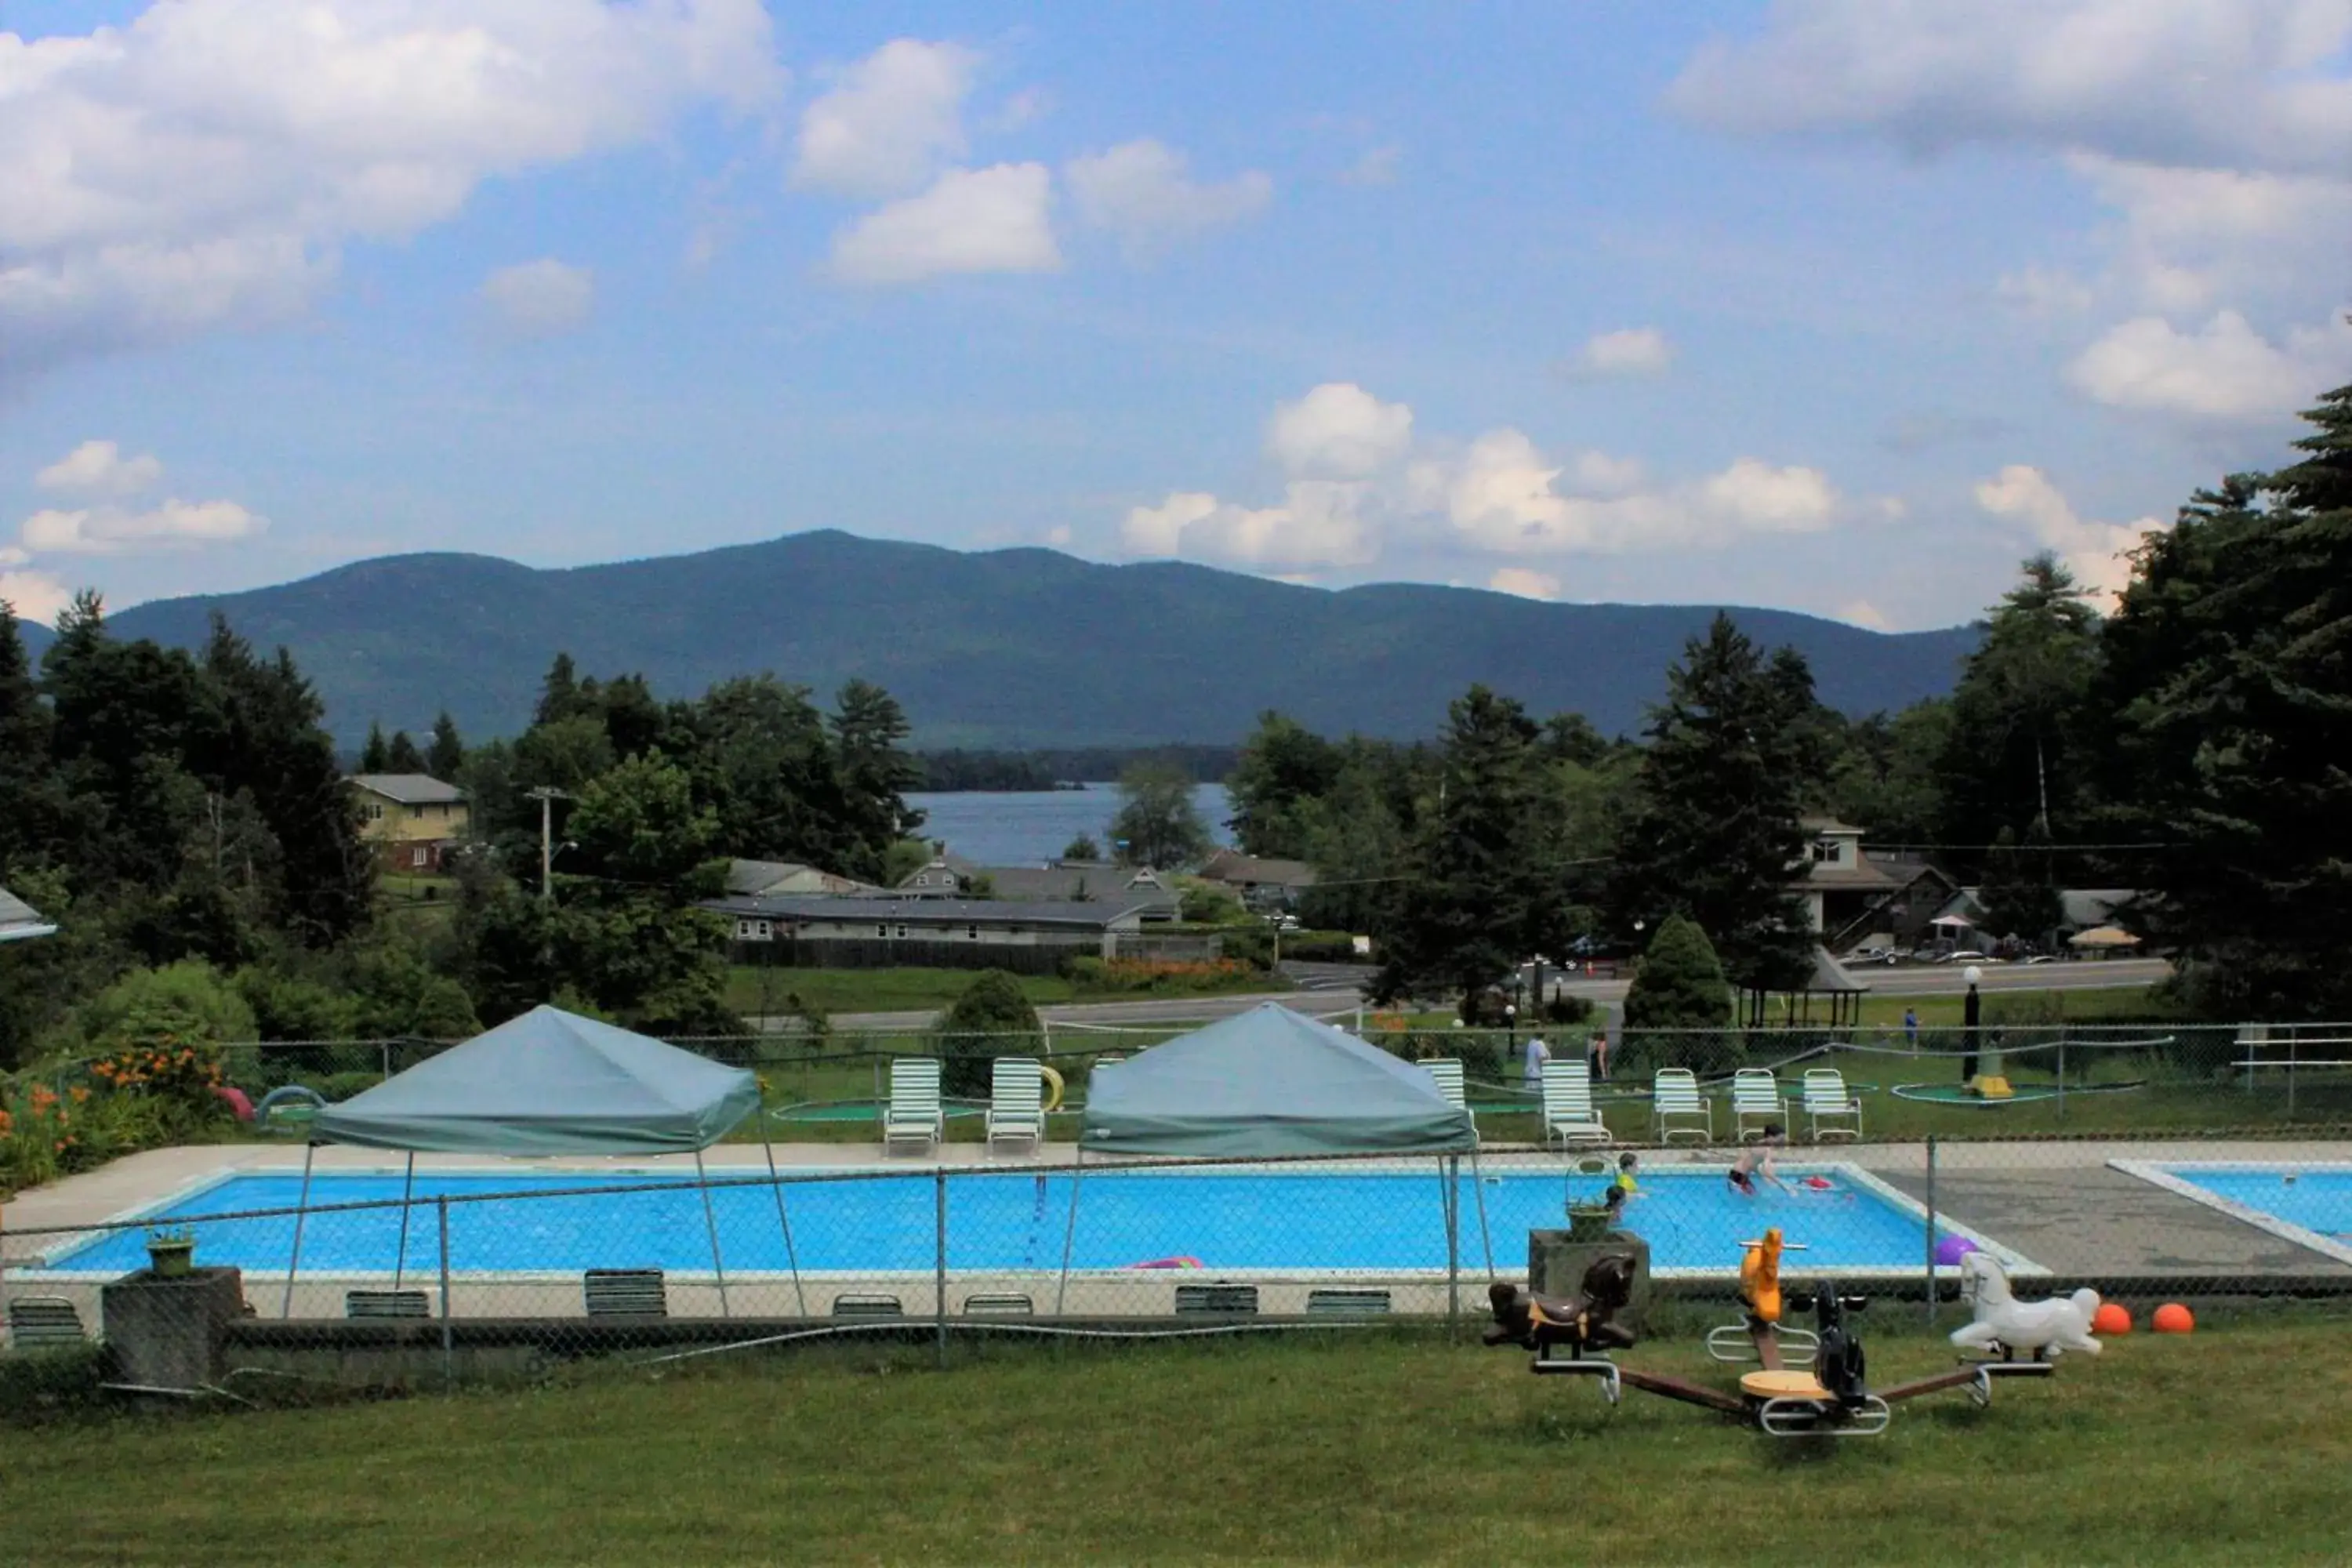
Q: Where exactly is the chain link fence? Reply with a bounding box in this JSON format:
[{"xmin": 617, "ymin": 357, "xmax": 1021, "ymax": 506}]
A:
[{"xmin": 6, "ymin": 1019, "xmax": 2351, "ymax": 1397}]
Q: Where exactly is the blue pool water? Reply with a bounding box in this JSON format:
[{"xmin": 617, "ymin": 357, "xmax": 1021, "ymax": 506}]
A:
[
  {"xmin": 45, "ymin": 1166, "xmax": 1956, "ymax": 1276},
  {"xmin": 2158, "ymin": 1166, "xmax": 2352, "ymax": 1243}
]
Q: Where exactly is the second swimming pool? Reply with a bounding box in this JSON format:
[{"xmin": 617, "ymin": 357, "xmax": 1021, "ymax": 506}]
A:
[{"xmin": 34, "ymin": 1162, "xmax": 2030, "ymax": 1279}]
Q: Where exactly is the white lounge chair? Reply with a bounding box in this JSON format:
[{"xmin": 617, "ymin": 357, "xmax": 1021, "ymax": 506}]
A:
[
  {"xmin": 986, "ymin": 1057, "xmax": 1047, "ymax": 1153},
  {"xmin": 1731, "ymin": 1069, "xmax": 1785, "ymax": 1142},
  {"xmin": 1421, "ymin": 1058, "xmax": 1477, "ymax": 1140},
  {"xmin": 884, "ymin": 1058, "xmax": 945, "ymax": 1154},
  {"xmin": 1540, "ymin": 1060, "xmax": 1612, "ymax": 1148},
  {"xmin": 1801, "ymin": 1068, "xmax": 1863, "ymax": 1142},
  {"xmin": 1651, "ymin": 1068, "xmax": 1713, "ymax": 1145}
]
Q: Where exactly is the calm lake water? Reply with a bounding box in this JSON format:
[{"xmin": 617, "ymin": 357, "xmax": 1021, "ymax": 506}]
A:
[{"xmin": 905, "ymin": 783, "xmax": 1233, "ymax": 866}]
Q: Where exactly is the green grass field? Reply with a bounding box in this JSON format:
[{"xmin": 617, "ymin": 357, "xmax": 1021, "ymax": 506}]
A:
[
  {"xmin": 724, "ymin": 963, "xmax": 1289, "ymax": 1018},
  {"xmin": 5, "ymin": 1316, "xmax": 2347, "ymax": 1564}
]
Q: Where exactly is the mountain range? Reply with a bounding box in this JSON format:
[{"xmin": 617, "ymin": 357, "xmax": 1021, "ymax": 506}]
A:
[{"xmin": 15, "ymin": 531, "xmax": 1978, "ymax": 749}]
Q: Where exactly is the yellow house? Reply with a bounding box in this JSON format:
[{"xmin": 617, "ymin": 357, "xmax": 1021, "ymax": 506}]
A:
[{"xmin": 346, "ymin": 773, "xmax": 470, "ymax": 873}]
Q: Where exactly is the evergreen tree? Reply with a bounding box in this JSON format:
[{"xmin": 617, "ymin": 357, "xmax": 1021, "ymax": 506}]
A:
[
  {"xmin": 1936, "ymin": 554, "xmax": 2101, "ymax": 868},
  {"xmin": 1978, "ymin": 824, "xmax": 2063, "ymax": 946},
  {"xmin": 534, "ymin": 652, "xmax": 586, "ymax": 727},
  {"xmin": 1371, "ymin": 687, "xmax": 1566, "ymax": 1014},
  {"xmin": 1062, "ymin": 833, "xmax": 1102, "ymax": 861},
  {"xmin": 829, "ymin": 680, "xmax": 925, "ymax": 877},
  {"xmin": 1621, "ymin": 915, "xmax": 1738, "ymax": 1073},
  {"xmin": 1608, "ymin": 614, "xmax": 1815, "ymax": 993},
  {"xmin": 426, "ymin": 712, "xmax": 466, "ymax": 780},
  {"xmin": 384, "ymin": 729, "xmax": 425, "ymax": 773},
  {"xmin": 0, "ymin": 602, "xmax": 56, "ymax": 871},
  {"xmin": 2098, "ymin": 383, "xmax": 2352, "ymax": 1016},
  {"xmin": 359, "ymin": 721, "xmax": 390, "ymax": 772},
  {"xmin": 937, "ymin": 969, "xmax": 1043, "ymax": 1096}
]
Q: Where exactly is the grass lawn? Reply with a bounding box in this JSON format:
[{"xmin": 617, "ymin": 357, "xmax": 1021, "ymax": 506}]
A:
[
  {"xmin": 5, "ymin": 1316, "xmax": 2347, "ymax": 1564},
  {"xmin": 725, "ymin": 964, "xmax": 1290, "ymax": 1018}
]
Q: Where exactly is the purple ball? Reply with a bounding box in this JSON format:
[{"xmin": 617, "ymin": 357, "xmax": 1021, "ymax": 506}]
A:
[{"xmin": 1933, "ymin": 1234, "xmax": 1979, "ymax": 1267}]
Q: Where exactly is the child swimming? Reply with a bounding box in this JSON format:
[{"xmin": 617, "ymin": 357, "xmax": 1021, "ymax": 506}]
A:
[{"xmin": 1729, "ymin": 1126, "xmax": 1791, "ymax": 1196}]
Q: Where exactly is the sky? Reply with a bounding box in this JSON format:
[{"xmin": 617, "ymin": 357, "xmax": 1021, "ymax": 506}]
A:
[{"xmin": 1, "ymin": 1, "xmax": 2347, "ymax": 634}]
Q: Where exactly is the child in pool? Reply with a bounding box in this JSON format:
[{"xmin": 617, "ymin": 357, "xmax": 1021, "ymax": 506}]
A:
[
  {"xmin": 1602, "ymin": 1151, "xmax": 1642, "ymax": 1221},
  {"xmin": 1729, "ymin": 1126, "xmax": 1791, "ymax": 1196}
]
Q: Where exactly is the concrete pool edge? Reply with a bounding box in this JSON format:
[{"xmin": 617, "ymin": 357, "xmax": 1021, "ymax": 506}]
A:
[{"xmin": 2108, "ymin": 1159, "xmax": 2352, "ymax": 1269}]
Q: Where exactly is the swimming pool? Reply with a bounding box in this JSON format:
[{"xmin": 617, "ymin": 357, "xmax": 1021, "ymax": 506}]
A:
[
  {"xmin": 27, "ymin": 1161, "xmax": 2031, "ymax": 1281},
  {"xmin": 2112, "ymin": 1161, "xmax": 2352, "ymax": 1266}
]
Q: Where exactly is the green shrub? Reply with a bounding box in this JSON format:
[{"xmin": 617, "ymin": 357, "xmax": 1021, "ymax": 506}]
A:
[
  {"xmin": 79, "ymin": 961, "xmax": 256, "ymax": 1051},
  {"xmin": 937, "ymin": 971, "xmax": 1043, "ymax": 1098},
  {"xmin": 1278, "ymin": 931, "xmax": 1365, "ymax": 964},
  {"xmin": 236, "ymin": 965, "xmax": 361, "ymax": 1042},
  {"xmin": 1219, "ymin": 927, "xmax": 1273, "ymax": 970},
  {"xmin": 1621, "ymin": 916, "xmax": 1741, "ymax": 1074}
]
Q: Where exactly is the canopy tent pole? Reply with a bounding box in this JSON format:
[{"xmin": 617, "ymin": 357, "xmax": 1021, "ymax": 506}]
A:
[
  {"xmin": 760, "ymin": 1124, "xmax": 808, "ymax": 1316},
  {"xmin": 280, "ymin": 1141, "xmax": 318, "ymax": 1318},
  {"xmin": 1467, "ymin": 1144, "xmax": 1496, "ymax": 1280},
  {"xmin": 1054, "ymin": 1148, "xmax": 1084, "ymax": 1317},
  {"xmin": 1443, "ymin": 1154, "xmax": 1460, "ymax": 1332},
  {"xmin": 694, "ymin": 1150, "xmax": 731, "ymax": 1318},
  {"xmin": 392, "ymin": 1152, "xmax": 416, "ymax": 1290}
]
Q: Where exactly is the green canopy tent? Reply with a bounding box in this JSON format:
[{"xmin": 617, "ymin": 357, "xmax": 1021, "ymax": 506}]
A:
[
  {"xmin": 1062, "ymin": 1004, "xmax": 1483, "ymax": 1312},
  {"xmin": 290, "ymin": 1007, "xmax": 800, "ymax": 1316}
]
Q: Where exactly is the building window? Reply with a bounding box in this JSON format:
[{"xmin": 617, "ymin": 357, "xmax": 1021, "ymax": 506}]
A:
[
  {"xmin": 877, "ymin": 924, "xmax": 888, "ymax": 938},
  {"xmin": 1812, "ymin": 840, "xmax": 1839, "ymax": 864},
  {"xmin": 916, "ymin": 874, "xmax": 928, "ymax": 886},
  {"xmin": 896, "ymin": 924, "xmax": 909, "ymax": 939},
  {"xmin": 967, "ymin": 924, "xmax": 978, "ymax": 939},
  {"xmin": 366, "ymin": 804, "xmax": 384, "ymax": 822},
  {"xmin": 412, "ymin": 847, "xmax": 430, "ymax": 868},
  {"xmin": 410, "ymin": 804, "xmax": 426, "ymax": 819}
]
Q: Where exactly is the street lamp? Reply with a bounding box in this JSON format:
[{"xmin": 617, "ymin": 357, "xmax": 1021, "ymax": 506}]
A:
[{"xmin": 1962, "ymin": 964, "xmax": 1983, "ymax": 1087}]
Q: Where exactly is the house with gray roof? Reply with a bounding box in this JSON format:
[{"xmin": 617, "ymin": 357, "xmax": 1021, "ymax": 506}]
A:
[
  {"xmin": 705, "ymin": 891, "xmax": 1153, "ymax": 976},
  {"xmin": 896, "ymin": 857, "xmax": 1181, "ymax": 920},
  {"xmin": 345, "ymin": 772, "xmax": 470, "ymax": 873}
]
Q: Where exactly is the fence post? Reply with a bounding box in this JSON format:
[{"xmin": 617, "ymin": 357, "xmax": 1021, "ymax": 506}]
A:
[
  {"xmin": 934, "ymin": 1168, "xmax": 949, "ymax": 1367},
  {"xmin": 1922, "ymin": 1135, "xmax": 1938, "ymax": 1328},
  {"xmin": 1444, "ymin": 1154, "xmax": 1460, "ymax": 1337},
  {"xmin": 2288, "ymin": 1031, "xmax": 2298, "ymax": 1118},
  {"xmin": 380, "ymin": 1040, "xmax": 392, "ymax": 1083},
  {"xmin": 2056, "ymin": 1037, "xmax": 2067, "ymax": 1123},
  {"xmin": 437, "ymin": 1195, "xmax": 454, "ymax": 1390}
]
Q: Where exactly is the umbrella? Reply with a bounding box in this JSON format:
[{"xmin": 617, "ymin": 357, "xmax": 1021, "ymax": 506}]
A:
[{"xmin": 2068, "ymin": 925, "xmax": 2141, "ymax": 948}]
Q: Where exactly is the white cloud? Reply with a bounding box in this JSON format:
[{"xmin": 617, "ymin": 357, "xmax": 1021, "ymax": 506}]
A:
[
  {"xmin": 1340, "ymin": 146, "xmax": 1402, "ymax": 187},
  {"xmin": 1438, "ymin": 431, "xmax": 1840, "ymax": 556},
  {"xmin": 0, "ymin": 570, "xmax": 73, "ymax": 626},
  {"xmin": 1488, "ymin": 567, "xmax": 1561, "ymax": 601},
  {"xmin": 1125, "ymin": 383, "xmax": 1858, "ymax": 575},
  {"xmin": 1838, "ymin": 600, "xmax": 1892, "ymax": 630},
  {"xmin": 790, "ymin": 39, "xmax": 978, "ymax": 200},
  {"xmin": 1667, "ymin": 1, "xmax": 2352, "ymax": 179},
  {"xmin": 1265, "ymin": 383, "xmax": 1414, "ymax": 479},
  {"xmin": 21, "ymin": 498, "xmax": 267, "ymax": 555},
  {"xmin": 1974, "ymin": 463, "xmax": 2165, "ymax": 604},
  {"xmin": 1123, "ymin": 482, "xmax": 1380, "ymax": 572},
  {"xmin": 2066, "ymin": 310, "xmax": 2352, "ymax": 421},
  {"xmin": 826, "ymin": 163, "xmax": 1061, "ymax": 285},
  {"xmin": 1996, "ymin": 266, "xmax": 2096, "ymax": 316},
  {"xmin": 478, "ymin": 259, "xmax": 595, "ymax": 339},
  {"xmin": 1065, "ymin": 140, "xmax": 1272, "ymax": 255},
  {"xmin": 0, "ymin": 0, "xmax": 779, "ymax": 381},
  {"xmin": 1565, "ymin": 327, "xmax": 1675, "ymax": 378},
  {"xmin": 36, "ymin": 439, "xmax": 164, "ymax": 497}
]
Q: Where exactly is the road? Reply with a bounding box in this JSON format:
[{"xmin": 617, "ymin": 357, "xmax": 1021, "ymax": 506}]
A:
[{"xmin": 789, "ymin": 956, "xmax": 2172, "ymax": 1033}]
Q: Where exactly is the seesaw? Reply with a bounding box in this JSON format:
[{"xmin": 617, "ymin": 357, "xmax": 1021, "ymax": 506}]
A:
[{"xmin": 1485, "ymin": 1227, "xmax": 2093, "ymax": 1437}]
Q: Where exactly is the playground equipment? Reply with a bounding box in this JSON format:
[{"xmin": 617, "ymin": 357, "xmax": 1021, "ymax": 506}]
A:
[
  {"xmin": 1489, "ymin": 1226, "xmax": 2070, "ymax": 1436},
  {"xmin": 1949, "ymin": 1252, "xmax": 2102, "ymax": 1361}
]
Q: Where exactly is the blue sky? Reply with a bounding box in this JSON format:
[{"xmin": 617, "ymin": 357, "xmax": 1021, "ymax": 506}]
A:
[{"xmin": 2, "ymin": 1, "xmax": 2347, "ymax": 633}]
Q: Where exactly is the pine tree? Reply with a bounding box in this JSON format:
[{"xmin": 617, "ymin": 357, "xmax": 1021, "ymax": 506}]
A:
[
  {"xmin": 1608, "ymin": 614, "xmax": 1816, "ymax": 993},
  {"xmin": 0, "ymin": 603, "xmax": 55, "ymax": 870},
  {"xmin": 1371, "ymin": 686, "xmax": 1568, "ymax": 1014},
  {"xmin": 427, "ymin": 711, "xmax": 465, "ymax": 780},
  {"xmin": 359, "ymin": 721, "xmax": 390, "ymax": 773},
  {"xmin": 385, "ymin": 729, "xmax": 426, "ymax": 773},
  {"xmin": 2100, "ymin": 383, "xmax": 2352, "ymax": 1016},
  {"xmin": 535, "ymin": 652, "xmax": 584, "ymax": 727}
]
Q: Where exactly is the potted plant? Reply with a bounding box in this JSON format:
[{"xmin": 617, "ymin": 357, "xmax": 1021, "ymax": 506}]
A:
[{"xmin": 144, "ymin": 1225, "xmax": 197, "ymax": 1278}]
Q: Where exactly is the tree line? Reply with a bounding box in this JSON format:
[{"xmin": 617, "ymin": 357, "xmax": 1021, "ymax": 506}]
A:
[{"xmin": 1225, "ymin": 385, "xmax": 2352, "ymax": 1022}]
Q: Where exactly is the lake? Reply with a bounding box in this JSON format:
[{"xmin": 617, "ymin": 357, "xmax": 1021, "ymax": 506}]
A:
[{"xmin": 904, "ymin": 783, "xmax": 1234, "ymax": 866}]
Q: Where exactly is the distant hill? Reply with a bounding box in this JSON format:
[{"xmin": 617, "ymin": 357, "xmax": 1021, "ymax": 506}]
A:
[{"xmin": 39, "ymin": 532, "xmax": 1975, "ymax": 748}]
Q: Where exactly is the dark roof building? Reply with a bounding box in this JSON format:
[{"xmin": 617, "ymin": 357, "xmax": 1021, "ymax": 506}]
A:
[{"xmin": 345, "ymin": 773, "xmax": 466, "ymax": 805}]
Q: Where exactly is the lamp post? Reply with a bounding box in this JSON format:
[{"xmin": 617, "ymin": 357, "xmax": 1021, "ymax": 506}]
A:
[{"xmin": 1961, "ymin": 964, "xmax": 1982, "ymax": 1086}]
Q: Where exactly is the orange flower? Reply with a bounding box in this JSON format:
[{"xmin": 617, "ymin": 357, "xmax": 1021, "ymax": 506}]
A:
[{"xmin": 70, "ymin": 1087, "xmax": 89, "ymax": 1104}]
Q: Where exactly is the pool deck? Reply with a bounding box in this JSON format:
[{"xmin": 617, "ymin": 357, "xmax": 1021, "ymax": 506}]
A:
[{"xmin": 9, "ymin": 1138, "xmax": 2350, "ymax": 1294}]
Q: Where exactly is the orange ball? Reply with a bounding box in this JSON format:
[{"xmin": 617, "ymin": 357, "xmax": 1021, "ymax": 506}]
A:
[
  {"xmin": 2152, "ymin": 1303, "xmax": 2194, "ymax": 1334},
  {"xmin": 2092, "ymin": 1302, "xmax": 2132, "ymax": 1335}
]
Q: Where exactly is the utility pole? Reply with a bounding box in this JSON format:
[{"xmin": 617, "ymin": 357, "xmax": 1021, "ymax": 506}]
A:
[{"xmin": 526, "ymin": 787, "xmax": 570, "ymax": 901}]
